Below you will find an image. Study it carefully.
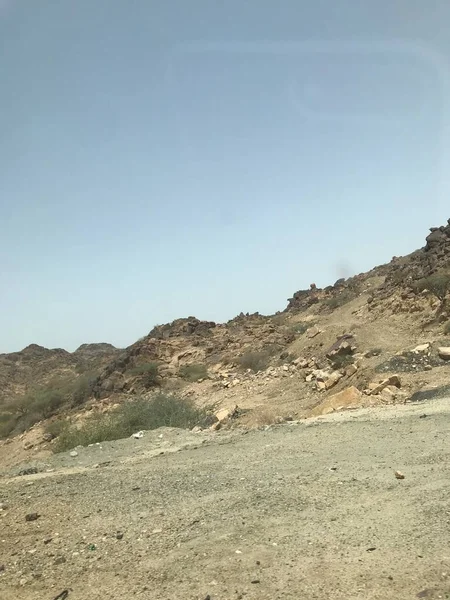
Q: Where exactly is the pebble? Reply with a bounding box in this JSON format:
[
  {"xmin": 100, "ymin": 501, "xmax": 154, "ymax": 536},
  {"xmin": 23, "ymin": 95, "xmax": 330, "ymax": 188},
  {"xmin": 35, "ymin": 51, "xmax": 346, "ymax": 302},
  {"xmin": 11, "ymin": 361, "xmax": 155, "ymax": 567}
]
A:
[
  {"xmin": 54, "ymin": 556, "xmax": 66, "ymax": 565},
  {"xmin": 394, "ymin": 471, "xmax": 405, "ymax": 480},
  {"xmin": 70, "ymin": 451, "xmax": 78, "ymax": 457},
  {"xmin": 25, "ymin": 513, "xmax": 40, "ymax": 522},
  {"xmin": 116, "ymin": 532, "xmax": 124, "ymax": 540}
]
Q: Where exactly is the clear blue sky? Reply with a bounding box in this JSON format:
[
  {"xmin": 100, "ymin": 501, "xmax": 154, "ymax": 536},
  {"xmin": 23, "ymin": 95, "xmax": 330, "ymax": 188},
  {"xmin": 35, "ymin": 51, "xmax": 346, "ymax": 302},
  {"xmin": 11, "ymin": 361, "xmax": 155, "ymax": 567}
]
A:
[{"xmin": 1, "ymin": 1, "xmax": 450, "ymax": 352}]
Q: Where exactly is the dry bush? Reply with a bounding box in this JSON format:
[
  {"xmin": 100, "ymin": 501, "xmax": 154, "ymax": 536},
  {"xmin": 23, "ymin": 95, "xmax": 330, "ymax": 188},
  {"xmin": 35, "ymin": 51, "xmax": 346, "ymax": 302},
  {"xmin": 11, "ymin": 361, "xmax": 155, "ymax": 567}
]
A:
[
  {"xmin": 179, "ymin": 364, "xmax": 208, "ymax": 382},
  {"xmin": 54, "ymin": 395, "xmax": 214, "ymax": 452}
]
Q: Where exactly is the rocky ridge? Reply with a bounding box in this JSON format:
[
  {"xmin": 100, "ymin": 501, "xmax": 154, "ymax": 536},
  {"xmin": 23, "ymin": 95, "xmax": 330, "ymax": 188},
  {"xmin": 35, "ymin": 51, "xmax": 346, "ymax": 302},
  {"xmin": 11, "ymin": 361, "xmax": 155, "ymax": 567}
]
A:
[{"xmin": 0, "ymin": 219, "xmax": 449, "ymax": 449}]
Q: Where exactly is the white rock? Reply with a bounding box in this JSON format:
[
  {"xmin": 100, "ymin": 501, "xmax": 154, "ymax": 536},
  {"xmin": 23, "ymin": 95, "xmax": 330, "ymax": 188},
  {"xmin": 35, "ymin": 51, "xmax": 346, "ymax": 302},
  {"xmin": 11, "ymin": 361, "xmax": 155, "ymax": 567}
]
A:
[
  {"xmin": 215, "ymin": 405, "xmax": 238, "ymax": 422},
  {"xmin": 69, "ymin": 451, "xmax": 78, "ymax": 457},
  {"xmin": 438, "ymin": 347, "xmax": 450, "ymax": 360},
  {"xmin": 412, "ymin": 343, "xmax": 430, "ymax": 353},
  {"xmin": 132, "ymin": 431, "xmax": 144, "ymax": 439}
]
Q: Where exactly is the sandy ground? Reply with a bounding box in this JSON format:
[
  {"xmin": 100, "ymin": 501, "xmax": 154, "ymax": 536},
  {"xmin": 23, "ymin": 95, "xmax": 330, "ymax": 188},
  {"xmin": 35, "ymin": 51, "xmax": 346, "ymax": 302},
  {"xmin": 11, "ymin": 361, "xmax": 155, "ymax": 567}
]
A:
[{"xmin": 1, "ymin": 399, "xmax": 450, "ymax": 600}]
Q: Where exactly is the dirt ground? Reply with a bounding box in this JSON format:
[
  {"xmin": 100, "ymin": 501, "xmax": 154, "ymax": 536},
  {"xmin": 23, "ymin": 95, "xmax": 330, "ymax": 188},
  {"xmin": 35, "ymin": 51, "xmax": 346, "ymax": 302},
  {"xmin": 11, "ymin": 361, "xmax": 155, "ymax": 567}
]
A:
[{"xmin": 1, "ymin": 398, "xmax": 450, "ymax": 600}]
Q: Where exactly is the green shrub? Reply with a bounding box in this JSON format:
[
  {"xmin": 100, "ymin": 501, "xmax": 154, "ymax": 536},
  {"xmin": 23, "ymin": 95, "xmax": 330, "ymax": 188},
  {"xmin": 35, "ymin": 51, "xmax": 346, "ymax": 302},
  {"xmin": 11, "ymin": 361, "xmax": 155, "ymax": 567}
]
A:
[
  {"xmin": 128, "ymin": 362, "xmax": 160, "ymax": 387},
  {"xmin": 279, "ymin": 351, "xmax": 296, "ymax": 363},
  {"xmin": 44, "ymin": 418, "xmax": 71, "ymax": 439},
  {"xmin": 237, "ymin": 351, "xmax": 271, "ymax": 372},
  {"xmin": 53, "ymin": 395, "xmax": 213, "ymax": 452},
  {"xmin": 292, "ymin": 322, "xmax": 310, "ymax": 335},
  {"xmin": 71, "ymin": 374, "xmax": 97, "ymax": 406},
  {"xmin": 413, "ymin": 272, "xmax": 450, "ymax": 305},
  {"xmin": 9, "ymin": 382, "xmax": 67, "ymax": 421},
  {"xmin": 323, "ymin": 289, "xmax": 359, "ymax": 311},
  {"xmin": 179, "ymin": 363, "xmax": 208, "ymax": 382},
  {"xmin": 0, "ymin": 412, "xmax": 17, "ymax": 439},
  {"xmin": 2, "ymin": 375, "xmax": 95, "ymax": 438}
]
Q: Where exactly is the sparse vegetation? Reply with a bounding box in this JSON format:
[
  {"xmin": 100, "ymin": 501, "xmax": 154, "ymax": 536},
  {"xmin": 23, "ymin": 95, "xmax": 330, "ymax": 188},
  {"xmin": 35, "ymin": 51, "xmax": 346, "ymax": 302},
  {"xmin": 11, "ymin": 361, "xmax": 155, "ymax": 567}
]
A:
[
  {"xmin": 0, "ymin": 374, "xmax": 99, "ymax": 439},
  {"xmin": 279, "ymin": 351, "xmax": 296, "ymax": 363},
  {"xmin": 0, "ymin": 412, "xmax": 17, "ymax": 439},
  {"xmin": 292, "ymin": 322, "xmax": 310, "ymax": 335},
  {"xmin": 10, "ymin": 379, "xmax": 69, "ymax": 419},
  {"xmin": 412, "ymin": 272, "xmax": 450, "ymax": 309},
  {"xmin": 323, "ymin": 288, "xmax": 360, "ymax": 311},
  {"xmin": 271, "ymin": 313, "xmax": 288, "ymax": 326},
  {"xmin": 237, "ymin": 350, "xmax": 271, "ymax": 372},
  {"xmin": 71, "ymin": 373, "xmax": 98, "ymax": 406},
  {"xmin": 128, "ymin": 362, "xmax": 160, "ymax": 387},
  {"xmin": 53, "ymin": 395, "xmax": 214, "ymax": 452},
  {"xmin": 44, "ymin": 418, "xmax": 71, "ymax": 439},
  {"xmin": 179, "ymin": 363, "xmax": 208, "ymax": 382}
]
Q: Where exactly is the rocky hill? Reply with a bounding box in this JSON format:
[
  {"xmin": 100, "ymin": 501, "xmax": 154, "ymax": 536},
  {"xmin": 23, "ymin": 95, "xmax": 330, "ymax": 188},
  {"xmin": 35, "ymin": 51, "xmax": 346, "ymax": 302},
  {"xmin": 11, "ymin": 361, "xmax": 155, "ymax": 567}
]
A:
[
  {"xmin": 0, "ymin": 218, "xmax": 449, "ymax": 449},
  {"xmin": 1, "ymin": 219, "xmax": 449, "ymax": 600},
  {"xmin": 0, "ymin": 343, "xmax": 120, "ymax": 406},
  {"xmin": 89, "ymin": 218, "xmax": 450, "ymax": 404}
]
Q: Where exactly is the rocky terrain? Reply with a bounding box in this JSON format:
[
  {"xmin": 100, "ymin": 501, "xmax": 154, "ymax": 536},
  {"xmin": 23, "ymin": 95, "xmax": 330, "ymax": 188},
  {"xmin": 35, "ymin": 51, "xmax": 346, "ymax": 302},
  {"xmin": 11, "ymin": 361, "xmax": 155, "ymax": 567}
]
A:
[
  {"xmin": 0, "ymin": 219, "xmax": 450, "ymax": 463},
  {"xmin": 0, "ymin": 218, "xmax": 450, "ymax": 598},
  {"xmin": 0, "ymin": 343, "xmax": 119, "ymax": 407},
  {"xmin": 1, "ymin": 399, "xmax": 450, "ymax": 599}
]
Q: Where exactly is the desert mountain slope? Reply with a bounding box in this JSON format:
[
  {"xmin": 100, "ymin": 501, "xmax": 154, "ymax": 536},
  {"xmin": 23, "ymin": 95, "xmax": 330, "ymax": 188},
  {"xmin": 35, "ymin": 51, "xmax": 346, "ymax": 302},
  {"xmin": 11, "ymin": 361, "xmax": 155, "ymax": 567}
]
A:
[
  {"xmin": 0, "ymin": 343, "xmax": 120, "ymax": 406},
  {"xmin": 0, "ymin": 218, "xmax": 449, "ymax": 450}
]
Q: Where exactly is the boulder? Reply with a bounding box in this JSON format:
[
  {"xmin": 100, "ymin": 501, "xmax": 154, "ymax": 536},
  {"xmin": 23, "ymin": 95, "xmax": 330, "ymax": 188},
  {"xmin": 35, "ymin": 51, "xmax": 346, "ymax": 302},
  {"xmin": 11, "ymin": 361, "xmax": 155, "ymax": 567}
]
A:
[
  {"xmin": 323, "ymin": 371, "xmax": 344, "ymax": 390},
  {"xmin": 214, "ymin": 405, "xmax": 239, "ymax": 423},
  {"xmin": 310, "ymin": 386, "xmax": 362, "ymax": 417},
  {"xmin": 307, "ymin": 326, "xmax": 321, "ymax": 339},
  {"xmin": 326, "ymin": 335, "xmax": 356, "ymax": 361},
  {"xmin": 438, "ymin": 347, "xmax": 450, "ymax": 360},
  {"xmin": 366, "ymin": 375, "xmax": 401, "ymax": 396},
  {"xmin": 345, "ymin": 363, "xmax": 358, "ymax": 377},
  {"xmin": 379, "ymin": 385, "xmax": 400, "ymax": 402},
  {"xmin": 412, "ymin": 343, "xmax": 430, "ymax": 354},
  {"xmin": 293, "ymin": 357, "xmax": 309, "ymax": 368}
]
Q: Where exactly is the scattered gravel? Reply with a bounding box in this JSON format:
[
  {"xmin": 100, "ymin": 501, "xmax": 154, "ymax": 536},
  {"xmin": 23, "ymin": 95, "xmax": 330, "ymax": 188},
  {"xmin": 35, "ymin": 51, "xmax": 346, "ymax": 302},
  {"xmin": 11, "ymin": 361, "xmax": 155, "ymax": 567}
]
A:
[{"xmin": 0, "ymin": 401, "xmax": 449, "ymax": 599}]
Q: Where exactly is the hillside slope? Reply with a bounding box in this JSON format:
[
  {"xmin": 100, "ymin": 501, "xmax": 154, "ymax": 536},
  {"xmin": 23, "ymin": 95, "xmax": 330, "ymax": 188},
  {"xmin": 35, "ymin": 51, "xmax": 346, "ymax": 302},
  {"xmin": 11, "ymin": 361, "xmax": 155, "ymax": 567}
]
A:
[
  {"xmin": 0, "ymin": 343, "xmax": 120, "ymax": 407},
  {"xmin": 0, "ymin": 218, "xmax": 449, "ymax": 453}
]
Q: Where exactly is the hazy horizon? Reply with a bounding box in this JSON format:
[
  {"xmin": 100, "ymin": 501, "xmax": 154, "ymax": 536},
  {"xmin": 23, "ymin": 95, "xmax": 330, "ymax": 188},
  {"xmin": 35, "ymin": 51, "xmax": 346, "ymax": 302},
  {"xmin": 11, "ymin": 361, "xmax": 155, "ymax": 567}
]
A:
[{"xmin": 1, "ymin": 1, "xmax": 450, "ymax": 353}]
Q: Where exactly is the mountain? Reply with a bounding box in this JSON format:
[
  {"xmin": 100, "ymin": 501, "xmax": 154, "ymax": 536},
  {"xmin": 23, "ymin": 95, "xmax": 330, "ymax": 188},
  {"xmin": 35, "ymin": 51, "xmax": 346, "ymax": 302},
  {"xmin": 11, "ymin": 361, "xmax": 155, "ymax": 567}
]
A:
[
  {"xmin": 0, "ymin": 218, "xmax": 449, "ymax": 441},
  {"xmin": 0, "ymin": 343, "xmax": 120, "ymax": 406}
]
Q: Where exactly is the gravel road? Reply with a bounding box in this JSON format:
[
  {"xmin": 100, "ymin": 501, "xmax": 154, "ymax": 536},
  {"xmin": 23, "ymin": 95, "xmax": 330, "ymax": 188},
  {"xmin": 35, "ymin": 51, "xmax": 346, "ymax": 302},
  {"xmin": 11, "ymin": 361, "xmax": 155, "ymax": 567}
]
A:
[{"xmin": 1, "ymin": 399, "xmax": 450, "ymax": 600}]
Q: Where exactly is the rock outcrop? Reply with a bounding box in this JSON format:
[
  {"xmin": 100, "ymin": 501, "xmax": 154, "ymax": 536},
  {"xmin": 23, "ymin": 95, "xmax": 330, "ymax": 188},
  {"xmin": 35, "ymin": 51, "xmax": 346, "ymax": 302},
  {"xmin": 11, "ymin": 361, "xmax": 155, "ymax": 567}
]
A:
[{"xmin": 373, "ymin": 219, "xmax": 450, "ymax": 302}]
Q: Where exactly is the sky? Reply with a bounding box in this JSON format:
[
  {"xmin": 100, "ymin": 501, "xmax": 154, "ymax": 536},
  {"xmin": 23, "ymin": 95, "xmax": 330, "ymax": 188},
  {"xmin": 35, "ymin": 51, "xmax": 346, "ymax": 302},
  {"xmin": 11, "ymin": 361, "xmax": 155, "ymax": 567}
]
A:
[{"xmin": 1, "ymin": 1, "xmax": 450, "ymax": 353}]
